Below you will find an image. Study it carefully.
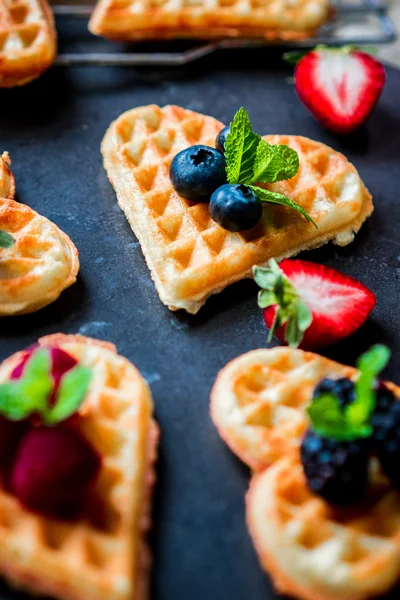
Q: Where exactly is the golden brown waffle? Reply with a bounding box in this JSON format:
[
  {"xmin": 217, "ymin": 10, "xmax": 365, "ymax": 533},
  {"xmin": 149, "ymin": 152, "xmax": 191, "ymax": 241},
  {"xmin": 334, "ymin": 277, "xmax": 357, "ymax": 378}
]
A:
[
  {"xmin": 246, "ymin": 454, "xmax": 400, "ymax": 600},
  {"xmin": 0, "ymin": 198, "xmax": 79, "ymax": 316},
  {"xmin": 210, "ymin": 347, "xmax": 363, "ymax": 470},
  {"xmin": 101, "ymin": 105, "xmax": 373, "ymax": 314},
  {"xmin": 0, "ymin": 333, "xmax": 159, "ymax": 600},
  {"xmin": 0, "ymin": 153, "xmax": 15, "ymax": 199},
  {"xmin": 0, "ymin": 0, "xmax": 56, "ymax": 88},
  {"xmin": 89, "ymin": 0, "xmax": 330, "ymax": 41},
  {"xmin": 213, "ymin": 347, "xmax": 400, "ymax": 599}
]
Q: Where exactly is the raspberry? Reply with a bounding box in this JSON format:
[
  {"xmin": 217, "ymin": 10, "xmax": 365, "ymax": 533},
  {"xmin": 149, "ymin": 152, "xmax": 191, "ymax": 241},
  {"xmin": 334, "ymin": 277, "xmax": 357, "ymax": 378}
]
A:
[
  {"xmin": 372, "ymin": 385, "xmax": 400, "ymax": 489},
  {"xmin": 301, "ymin": 429, "xmax": 370, "ymax": 505},
  {"xmin": 313, "ymin": 377, "xmax": 355, "ymax": 408},
  {"xmin": 0, "ymin": 417, "xmax": 27, "ymax": 466},
  {"xmin": 11, "ymin": 426, "xmax": 101, "ymax": 518}
]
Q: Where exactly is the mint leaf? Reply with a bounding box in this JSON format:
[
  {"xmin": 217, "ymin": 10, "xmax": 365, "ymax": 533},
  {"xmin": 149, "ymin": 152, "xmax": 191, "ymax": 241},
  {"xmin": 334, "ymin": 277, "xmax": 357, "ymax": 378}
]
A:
[
  {"xmin": 250, "ymin": 186, "xmax": 317, "ymax": 228},
  {"xmin": 0, "ymin": 348, "xmax": 93, "ymax": 426},
  {"xmin": 307, "ymin": 393, "xmax": 349, "ymax": 439},
  {"xmin": 253, "ymin": 261, "xmax": 313, "ymax": 348},
  {"xmin": 0, "ymin": 231, "xmax": 14, "ymax": 249},
  {"xmin": 44, "ymin": 365, "xmax": 92, "ymax": 426},
  {"xmin": 0, "ymin": 350, "xmax": 52, "ymax": 421},
  {"xmin": 307, "ymin": 392, "xmax": 371, "ymax": 440},
  {"xmin": 308, "ymin": 345, "xmax": 391, "ymax": 442},
  {"xmin": 225, "ymin": 108, "xmax": 260, "ymax": 184},
  {"xmin": 0, "ymin": 383, "xmax": 28, "ymax": 421},
  {"xmin": 346, "ymin": 345, "xmax": 391, "ymax": 428},
  {"xmin": 253, "ymin": 140, "xmax": 299, "ymax": 184}
]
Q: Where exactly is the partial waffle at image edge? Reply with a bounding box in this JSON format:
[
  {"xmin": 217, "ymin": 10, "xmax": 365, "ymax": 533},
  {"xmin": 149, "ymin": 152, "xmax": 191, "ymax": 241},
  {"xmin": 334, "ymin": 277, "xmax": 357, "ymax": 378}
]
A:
[
  {"xmin": 88, "ymin": 0, "xmax": 330, "ymax": 41},
  {"xmin": 0, "ymin": 0, "xmax": 56, "ymax": 88}
]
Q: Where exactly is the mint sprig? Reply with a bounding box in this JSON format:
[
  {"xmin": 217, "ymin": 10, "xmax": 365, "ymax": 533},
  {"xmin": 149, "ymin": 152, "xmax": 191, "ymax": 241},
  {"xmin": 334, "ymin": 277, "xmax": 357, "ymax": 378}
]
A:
[
  {"xmin": 253, "ymin": 260, "xmax": 313, "ymax": 347},
  {"xmin": 42, "ymin": 365, "xmax": 92, "ymax": 426},
  {"xmin": 0, "ymin": 350, "xmax": 52, "ymax": 420},
  {"xmin": 0, "ymin": 231, "xmax": 14, "ymax": 249},
  {"xmin": 307, "ymin": 345, "xmax": 391, "ymax": 441},
  {"xmin": 225, "ymin": 107, "xmax": 260, "ymax": 184},
  {"xmin": 249, "ymin": 187, "xmax": 316, "ymax": 227},
  {"xmin": 348, "ymin": 344, "xmax": 391, "ymax": 428},
  {"xmin": 225, "ymin": 108, "xmax": 317, "ymax": 228},
  {"xmin": 0, "ymin": 348, "xmax": 92, "ymax": 425},
  {"xmin": 252, "ymin": 139, "xmax": 299, "ymax": 184}
]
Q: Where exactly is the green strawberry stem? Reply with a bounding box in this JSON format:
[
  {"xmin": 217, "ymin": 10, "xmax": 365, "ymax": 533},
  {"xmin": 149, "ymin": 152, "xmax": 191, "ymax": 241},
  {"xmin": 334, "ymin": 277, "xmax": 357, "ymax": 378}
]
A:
[{"xmin": 253, "ymin": 260, "xmax": 313, "ymax": 348}]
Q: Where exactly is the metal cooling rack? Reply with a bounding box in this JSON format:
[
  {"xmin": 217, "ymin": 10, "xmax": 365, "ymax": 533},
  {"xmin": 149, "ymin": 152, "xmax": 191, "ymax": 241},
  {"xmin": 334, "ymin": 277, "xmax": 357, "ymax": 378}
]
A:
[{"xmin": 53, "ymin": 0, "xmax": 397, "ymax": 66}]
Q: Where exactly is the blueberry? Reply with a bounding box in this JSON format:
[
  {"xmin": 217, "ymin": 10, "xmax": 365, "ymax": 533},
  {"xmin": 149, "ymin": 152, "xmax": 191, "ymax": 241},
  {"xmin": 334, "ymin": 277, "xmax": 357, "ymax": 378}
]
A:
[
  {"xmin": 169, "ymin": 145, "xmax": 227, "ymax": 203},
  {"xmin": 210, "ymin": 184, "xmax": 262, "ymax": 232},
  {"xmin": 372, "ymin": 385, "xmax": 400, "ymax": 489},
  {"xmin": 215, "ymin": 126, "xmax": 230, "ymax": 154}
]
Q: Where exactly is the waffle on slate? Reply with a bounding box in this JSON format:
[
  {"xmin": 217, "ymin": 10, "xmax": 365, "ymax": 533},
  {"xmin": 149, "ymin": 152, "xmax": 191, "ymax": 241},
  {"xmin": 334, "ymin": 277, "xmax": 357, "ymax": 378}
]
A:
[
  {"xmin": 101, "ymin": 104, "xmax": 373, "ymax": 314},
  {"xmin": 210, "ymin": 347, "xmax": 357, "ymax": 471},
  {"xmin": 0, "ymin": 155, "xmax": 79, "ymax": 315},
  {"xmin": 247, "ymin": 455, "xmax": 400, "ymax": 600},
  {"xmin": 0, "ymin": 0, "xmax": 56, "ymax": 87},
  {"xmin": 211, "ymin": 347, "xmax": 400, "ymax": 600},
  {"xmin": 0, "ymin": 198, "xmax": 79, "ymax": 315},
  {"xmin": 89, "ymin": 0, "xmax": 330, "ymax": 41},
  {"xmin": 0, "ymin": 334, "xmax": 159, "ymax": 600}
]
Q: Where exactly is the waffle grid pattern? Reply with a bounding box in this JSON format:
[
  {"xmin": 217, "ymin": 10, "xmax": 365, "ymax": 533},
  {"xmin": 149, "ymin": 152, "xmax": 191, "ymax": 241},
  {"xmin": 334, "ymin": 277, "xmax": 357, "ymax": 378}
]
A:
[
  {"xmin": 102, "ymin": 105, "xmax": 372, "ymax": 314},
  {"xmin": 89, "ymin": 0, "xmax": 330, "ymax": 41},
  {"xmin": 0, "ymin": 0, "xmax": 56, "ymax": 87},
  {"xmin": 212, "ymin": 347, "xmax": 400, "ymax": 599},
  {"xmin": 211, "ymin": 347, "xmax": 356, "ymax": 471},
  {"xmin": 0, "ymin": 335, "xmax": 157, "ymax": 600},
  {"xmin": 0, "ymin": 197, "xmax": 79, "ymax": 315},
  {"xmin": 247, "ymin": 456, "xmax": 400, "ymax": 600}
]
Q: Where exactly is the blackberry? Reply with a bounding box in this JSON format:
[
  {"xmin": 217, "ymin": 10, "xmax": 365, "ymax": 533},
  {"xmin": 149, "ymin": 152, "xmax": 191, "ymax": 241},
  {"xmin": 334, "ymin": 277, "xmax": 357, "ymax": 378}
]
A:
[
  {"xmin": 313, "ymin": 377, "xmax": 355, "ymax": 409},
  {"xmin": 301, "ymin": 429, "xmax": 370, "ymax": 505},
  {"xmin": 373, "ymin": 381, "xmax": 396, "ymax": 414},
  {"xmin": 372, "ymin": 385, "xmax": 400, "ymax": 490}
]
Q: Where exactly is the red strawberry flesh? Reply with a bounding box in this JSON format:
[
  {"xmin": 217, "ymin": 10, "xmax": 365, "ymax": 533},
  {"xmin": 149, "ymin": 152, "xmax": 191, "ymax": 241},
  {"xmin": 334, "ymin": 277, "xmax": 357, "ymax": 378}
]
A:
[
  {"xmin": 11, "ymin": 426, "xmax": 101, "ymax": 518},
  {"xmin": 295, "ymin": 48, "xmax": 386, "ymax": 134},
  {"xmin": 263, "ymin": 259, "xmax": 376, "ymax": 350}
]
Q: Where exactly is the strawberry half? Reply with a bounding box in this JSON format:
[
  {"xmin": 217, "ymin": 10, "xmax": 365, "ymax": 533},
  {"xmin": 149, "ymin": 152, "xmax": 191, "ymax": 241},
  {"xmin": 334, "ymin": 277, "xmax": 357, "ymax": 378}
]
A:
[
  {"xmin": 293, "ymin": 46, "xmax": 386, "ymax": 134},
  {"xmin": 254, "ymin": 259, "xmax": 376, "ymax": 350}
]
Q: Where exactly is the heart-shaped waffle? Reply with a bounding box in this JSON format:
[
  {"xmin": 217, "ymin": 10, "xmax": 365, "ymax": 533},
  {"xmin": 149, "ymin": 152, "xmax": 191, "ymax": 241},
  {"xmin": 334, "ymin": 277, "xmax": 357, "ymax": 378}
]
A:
[
  {"xmin": 210, "ymin": 347, "xmax": 358, "ymax": 471},
  {"xmin": 89, "ymin": 0, "xmax": 329, "ymax": 42},
  {"xmin": 0, "ymin": 155, "xmax": 79, "ymax": 316},
  {"xmin": 212, "ymin": 347, "xmax": 400, "ymax": 600},
  {"xmin": 0, "ymin": 0, "xmax": 56, "ymax": 87},
  {"xmin": 101, "ymin": 105, "xmax": 373, "ymax": 314},
  {"xmin": 0, "ymin": 334, "xmax": 159, "ymax": 600},
  {"xmin": 246, "ymin": 454, "xmax": 400, "ymax": 600}
]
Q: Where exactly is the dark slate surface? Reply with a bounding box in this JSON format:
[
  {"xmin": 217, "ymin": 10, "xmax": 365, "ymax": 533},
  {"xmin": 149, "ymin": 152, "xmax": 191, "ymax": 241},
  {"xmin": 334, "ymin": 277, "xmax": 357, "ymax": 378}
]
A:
[{"xmin": 0, "ymin": 39, "xmax": 400, "ymax": 600}]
